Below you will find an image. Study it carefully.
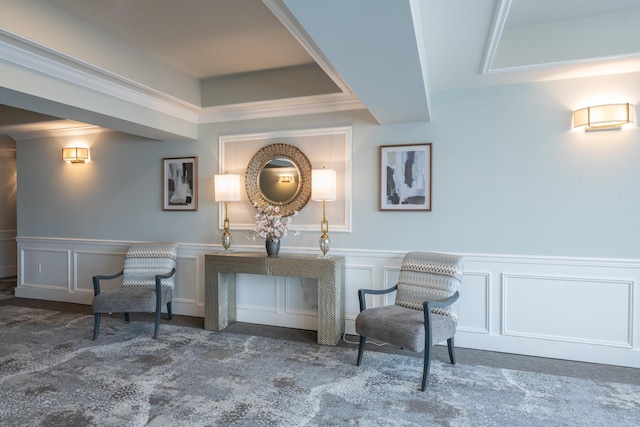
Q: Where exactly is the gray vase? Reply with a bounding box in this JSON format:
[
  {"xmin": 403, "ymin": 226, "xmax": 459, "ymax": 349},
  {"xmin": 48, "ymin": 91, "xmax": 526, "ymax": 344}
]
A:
[{"xmin": 265, "ymin": 240, "xmax": 280, "ymax": 257}]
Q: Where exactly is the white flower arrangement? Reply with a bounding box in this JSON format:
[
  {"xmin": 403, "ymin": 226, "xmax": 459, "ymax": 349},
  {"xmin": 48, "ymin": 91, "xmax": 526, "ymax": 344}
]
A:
[{"xmin": 250, "ymin": 203, "xmax": 299, "ymax": 242}]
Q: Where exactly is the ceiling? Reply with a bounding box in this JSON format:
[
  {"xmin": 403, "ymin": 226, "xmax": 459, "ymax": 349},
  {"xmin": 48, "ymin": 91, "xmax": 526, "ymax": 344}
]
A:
[{"xmin": 2, "ymin": 0, "xmax": 640, "ymax": 143}]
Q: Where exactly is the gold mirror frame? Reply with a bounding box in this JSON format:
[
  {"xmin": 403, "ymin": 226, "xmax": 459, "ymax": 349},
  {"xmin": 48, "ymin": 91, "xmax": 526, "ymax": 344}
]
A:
[{"xmin": 245, "ymin": 143, "xmax": 312, "ymax": 217}]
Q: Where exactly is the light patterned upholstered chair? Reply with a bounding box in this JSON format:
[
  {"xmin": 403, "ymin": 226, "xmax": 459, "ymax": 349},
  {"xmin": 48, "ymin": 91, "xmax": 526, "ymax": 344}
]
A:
[
  {"xmin": 92, "ymin": 242, "xmax": 178, "ymax": 340},
  {"xmin": 355, "ymin": 252, "xmax": 464, "ymax": 391}
]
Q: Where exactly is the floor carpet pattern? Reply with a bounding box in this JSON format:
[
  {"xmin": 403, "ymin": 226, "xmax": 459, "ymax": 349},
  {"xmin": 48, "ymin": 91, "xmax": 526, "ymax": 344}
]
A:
[{"xmin": 0, "ymin": 306, "xmax": 639, "ymax": 426}]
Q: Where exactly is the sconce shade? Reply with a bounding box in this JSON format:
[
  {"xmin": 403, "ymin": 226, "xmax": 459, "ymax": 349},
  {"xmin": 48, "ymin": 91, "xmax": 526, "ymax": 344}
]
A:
[
  {"xmin": 214, "ymin": 174, "xmax": 241, "ymax": 202},
  {"xmin": 279, "ymin": 175, "xmax": 294, "ymax": 183},
  {"xmin": 312, "ymin": 168, "xmax": 336, "ymax": 201},
  {"xmin": 573, "ymin": 103, "xmax": 633, "ymax": 130},
  {"xmin": 62, "ymin": 147, "xmax": 89, "ymax": 163}
]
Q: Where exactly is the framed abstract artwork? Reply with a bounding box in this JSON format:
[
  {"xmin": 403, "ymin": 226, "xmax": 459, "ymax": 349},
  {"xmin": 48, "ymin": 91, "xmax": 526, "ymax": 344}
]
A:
[
  {"xmin": 379, "ymin": 143, "xmax": 432, "ymax": 211},
  {"xmin": 163, "ymin": 156, "xmax": 198, "ymax": 211}
]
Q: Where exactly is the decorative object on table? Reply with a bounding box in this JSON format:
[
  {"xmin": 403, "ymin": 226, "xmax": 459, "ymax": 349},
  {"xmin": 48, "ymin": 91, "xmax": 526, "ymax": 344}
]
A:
[
  {"xmin": 265, "ymin": 239, "xmax": 280, "ymax": 257},
  {"xmin": 163, "ymin": 156, "xmax": 198, "ymax": 211},
  {"xmin": 249, "ymin": 203, "xmax": 298, "ymax": 257},
  {"xmin": 214, "ymin": 173, "xmax": 241, "ymax": 252},
  {"xmin": 311, "ymin": 167, "xmax": 337, "ymax": 258},
  {"xmin": 379, "ymin": 143, "xmax": 431, "ymax": 211},
  {"xmin": 355, "ymin": 251, "xmax": 464, "ymax": 391}
]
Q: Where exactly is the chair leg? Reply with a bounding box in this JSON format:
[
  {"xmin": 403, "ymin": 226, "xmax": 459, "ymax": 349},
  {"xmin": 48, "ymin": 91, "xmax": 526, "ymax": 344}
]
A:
[
  {"xmin": 421, "ymin": 344, "xmax": 433, "ymax": 392},
  {"xmin": 167, "ymin": 302, "xmax": 173, "ymax": 320},
  {"xmin": 356, "ymin": 335, "xmax": 367, "ymax": 366},
  {"xmin": 93, "ymin": 313, "xmax": 101, "ymax": 340},
  {"xmin": 154, "ymin": 308, "xmax": 161, "ymax": 339},
  {"xmin": 124, "ymin": 313, "xmax": 130, "ymax": 323},
  {"xmin": 447, "ymin": 337, "xmax": 456, "ymax": 365}
]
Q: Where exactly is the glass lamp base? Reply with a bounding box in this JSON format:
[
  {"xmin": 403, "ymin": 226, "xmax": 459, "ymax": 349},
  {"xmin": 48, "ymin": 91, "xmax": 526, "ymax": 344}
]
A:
[
  {"xmin": 319, "ymin": 234, "xmax": 331, "ymax": 258},
  {"xmin": 222, "ymin": 233, "xmax": 232, "ymax": 253}
]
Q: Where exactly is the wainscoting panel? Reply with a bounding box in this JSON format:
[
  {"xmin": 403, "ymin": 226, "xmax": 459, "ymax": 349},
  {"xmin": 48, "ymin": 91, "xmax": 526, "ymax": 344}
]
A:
[
  {"xmin": 236, "ymin": 273, "xmax": 279, "ymax": 313},
  {"xmin": 74, "ymin": 250, "xmax": 126, "ymax": 294},
  {"xmin": 20, "ymin": 247, "xmax": 70, "ymax": 290},
  {"xmin": 502, "ymin": 273, "xmax": 632, "ymax": 347},
  {"xmin": 174, "ymin": 255, "xmax": 200, "ymax": 306},
  {"xmin": 458, "ymin": 271, "xmax": 491, "ymax": 334},
  {"xmin": 15, "ymin": 237, "xmax": 640, "ymax": 368},
  {"xmin": 285, "ymin": 277, "xmax": 318, "ymax": 315},
  {"xmin": 344, "ymin": 264, "xmax": 374, "ymax": 320},
  {"xmin": 381, "ymin": 265, "xmax": 400, "ymax": 306}
]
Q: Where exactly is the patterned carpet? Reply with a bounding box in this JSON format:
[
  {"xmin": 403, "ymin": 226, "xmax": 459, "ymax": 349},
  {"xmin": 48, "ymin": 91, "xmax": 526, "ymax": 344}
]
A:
[{"xmin": 0, "ymin": 306, "xmax": 639, "ymax": 426}]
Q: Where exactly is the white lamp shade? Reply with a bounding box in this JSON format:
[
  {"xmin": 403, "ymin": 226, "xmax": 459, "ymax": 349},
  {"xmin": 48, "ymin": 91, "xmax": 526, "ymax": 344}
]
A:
[
  {"xmin": 311, "ymin": 169, "xmax": 336, "ymax": 201},
  {"xmin": 62, "ymin": 147, "xmax": 89, "ymax": 163},
  {"xmin": 573, "ymin": 103, "xmax": 634, "ymax": 129},
  {"xmin": 214, "ymin": 174, "xmax": 241, "ymax": 202}
]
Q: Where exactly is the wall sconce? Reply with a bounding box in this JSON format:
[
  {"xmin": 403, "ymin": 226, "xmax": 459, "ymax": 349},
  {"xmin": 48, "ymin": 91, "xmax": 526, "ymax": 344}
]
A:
[
  {"xmin": 279, "ymin": 175, "xmax": 294, "ymax": 183},
  {"xmin": 214, "ymin": 174, "xmax": 241, "ymax": 253},
  {"xmin": 573, "ymin": 103, "xmax": 634, "ymax": 131},
  {"xmin": 62, "ymin": 147, "xmax": 89, "ymax": 163},
  {"xmin": 311, "ymin": 168, "xmax": 336, "ymax": 258}
]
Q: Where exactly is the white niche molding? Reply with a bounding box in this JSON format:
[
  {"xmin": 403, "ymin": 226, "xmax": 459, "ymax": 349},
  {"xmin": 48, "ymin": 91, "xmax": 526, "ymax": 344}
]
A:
[{"xmin": 219, "ymin": 126, "xmax": 352, "ymax": 233}]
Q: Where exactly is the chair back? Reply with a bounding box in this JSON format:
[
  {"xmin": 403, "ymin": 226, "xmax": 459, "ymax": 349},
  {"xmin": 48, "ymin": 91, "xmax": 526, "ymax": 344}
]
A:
[
  {"xmin": 395, "ymin": 252, "xmax": 464, "ymax": 324},
  {"xmin": 122, "ymin": 242, "xmax": 178, "ymax": 289}
]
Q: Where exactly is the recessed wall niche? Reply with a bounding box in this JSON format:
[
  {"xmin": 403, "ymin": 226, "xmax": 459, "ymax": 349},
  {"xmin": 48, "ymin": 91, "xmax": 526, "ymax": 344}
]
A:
[{"xmin": 218, "ymin": 126, "xmax": 352, "ymax": 233}]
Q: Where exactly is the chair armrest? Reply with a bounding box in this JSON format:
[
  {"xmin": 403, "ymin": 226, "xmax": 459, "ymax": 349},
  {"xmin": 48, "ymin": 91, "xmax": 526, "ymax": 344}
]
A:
[
  {"xmin": 92, "ymin": 271, "xmax": 124, "ymax": 296},
  {"xmin": 358, "ymin": 285, "xmax": 398, "ymax": 311},
  {"xmin": 423, "ymin": 291, "xmax": 460, "ymax": 321},
  {"xmin": 154, "ymin": 268, "xmax": 176, "ymax": 286},
  {"xmin": 423, "ymin": 291, "xmax": 460, "ymax": 337},
  {"xmin": 154, "ymin": 268, "xmax": 177, "ymax": 291},
  {"xmin": 423, "ymin": 291, "xmax": 460, "ymax": 311}
]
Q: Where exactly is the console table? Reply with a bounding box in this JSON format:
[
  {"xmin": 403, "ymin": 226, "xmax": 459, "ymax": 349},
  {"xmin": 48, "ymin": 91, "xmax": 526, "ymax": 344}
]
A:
[{"xmin": 204, "ymin": 252, "xmax": 345, "ymax": 346}]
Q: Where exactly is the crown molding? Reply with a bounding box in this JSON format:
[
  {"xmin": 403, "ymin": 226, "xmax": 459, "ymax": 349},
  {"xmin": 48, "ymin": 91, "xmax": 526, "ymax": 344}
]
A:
[
  {"xmin": 2, "ymin": 120, "xmax": 111, "ymax": 141},
  {"xmin": 200, "ymin": 93, "xmax": 365, "ymax": 123},
  {"xmin": 0, "ymin": 28, "xmax": 200, "ymax": 122},
  {"xmin": 1, "ymin": 26, "xmax": 366, "ymax": 129},
  {"xmin": 481, "ymin": 0, "xmax": 511, "ymax": 75}
]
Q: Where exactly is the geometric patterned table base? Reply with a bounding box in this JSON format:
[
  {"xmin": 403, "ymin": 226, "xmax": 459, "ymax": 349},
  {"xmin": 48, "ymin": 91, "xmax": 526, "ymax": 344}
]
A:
[{"xmin": 205, "ymin": 252, "xmax": 345, "ymax": 346}]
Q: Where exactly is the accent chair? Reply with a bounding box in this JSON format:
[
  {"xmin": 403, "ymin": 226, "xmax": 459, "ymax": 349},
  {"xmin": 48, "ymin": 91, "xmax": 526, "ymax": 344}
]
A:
[
  {"xmin": 355, "ymin": 251, "xmax": 464, "ymax": 391},
  {"xmin": 92, "ymin": 242, "xmax": 178, "ymax": 339}
]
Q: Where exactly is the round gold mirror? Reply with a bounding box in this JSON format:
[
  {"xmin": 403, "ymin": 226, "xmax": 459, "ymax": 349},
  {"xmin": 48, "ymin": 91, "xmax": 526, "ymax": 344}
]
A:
[{"xmin": 246, "ymin": 143, "xmax": 312, "ymax": 217}]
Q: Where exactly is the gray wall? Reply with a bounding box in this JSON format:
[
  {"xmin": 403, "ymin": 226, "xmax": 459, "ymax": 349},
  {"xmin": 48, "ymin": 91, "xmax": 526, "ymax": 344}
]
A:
[
  {"xmin": 16, "ymin": 71, "xmax": 640, "ymax": 259},
  {"xmin": 0, "ymin": 139, "xmax": 17, "ymax": 277}
]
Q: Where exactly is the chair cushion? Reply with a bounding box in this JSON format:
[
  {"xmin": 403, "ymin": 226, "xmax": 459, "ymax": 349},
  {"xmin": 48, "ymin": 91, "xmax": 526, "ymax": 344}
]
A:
[
  {"xmin": 355, "ymin": 305, "xmax": 456, "ymax": 352},
  {"xmin": 122, "ymin": 242, "xmax": 178, "ymax": 289},
  {"xmin": 395, "ymin": 252, "xmax": 464, "ymax": 324},
  {"xmin": 92, "ymin": 286, "xmax": 172, "ymax": 314}
]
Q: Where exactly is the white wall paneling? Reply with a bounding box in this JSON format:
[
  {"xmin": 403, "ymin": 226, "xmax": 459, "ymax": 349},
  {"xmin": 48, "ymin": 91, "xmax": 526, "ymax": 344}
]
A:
[
  {"xmin": 236, "ymin": 274, "xmax": 320, "ymax": 331},
  {"xmin": 74, "ymin": 250, "xmax": 126, "ymax": 294},
  {"xmin": 343, "ymin": 264, "xmax": 375, "ymax": 322},
  {"xmin": 457, "ymin": 271, "xmax": 491, "ymax": 334},
  {"xmin": 15, "ymin": 237, "xmax": 640, "ymax": 368},
  {"xmin": 502, "ymin": 273, "xmax": 633, "ymax": 347}
]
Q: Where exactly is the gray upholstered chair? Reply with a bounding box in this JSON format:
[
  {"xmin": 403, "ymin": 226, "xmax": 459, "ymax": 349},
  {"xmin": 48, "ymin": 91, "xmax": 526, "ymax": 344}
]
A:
[
  {"xmin": 355, "ymin": 251, "xmax": 464, "ymax": 391},
  {"xmin": 92, "ymin": 242, "xmax": 178, "ymax": 340}
]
